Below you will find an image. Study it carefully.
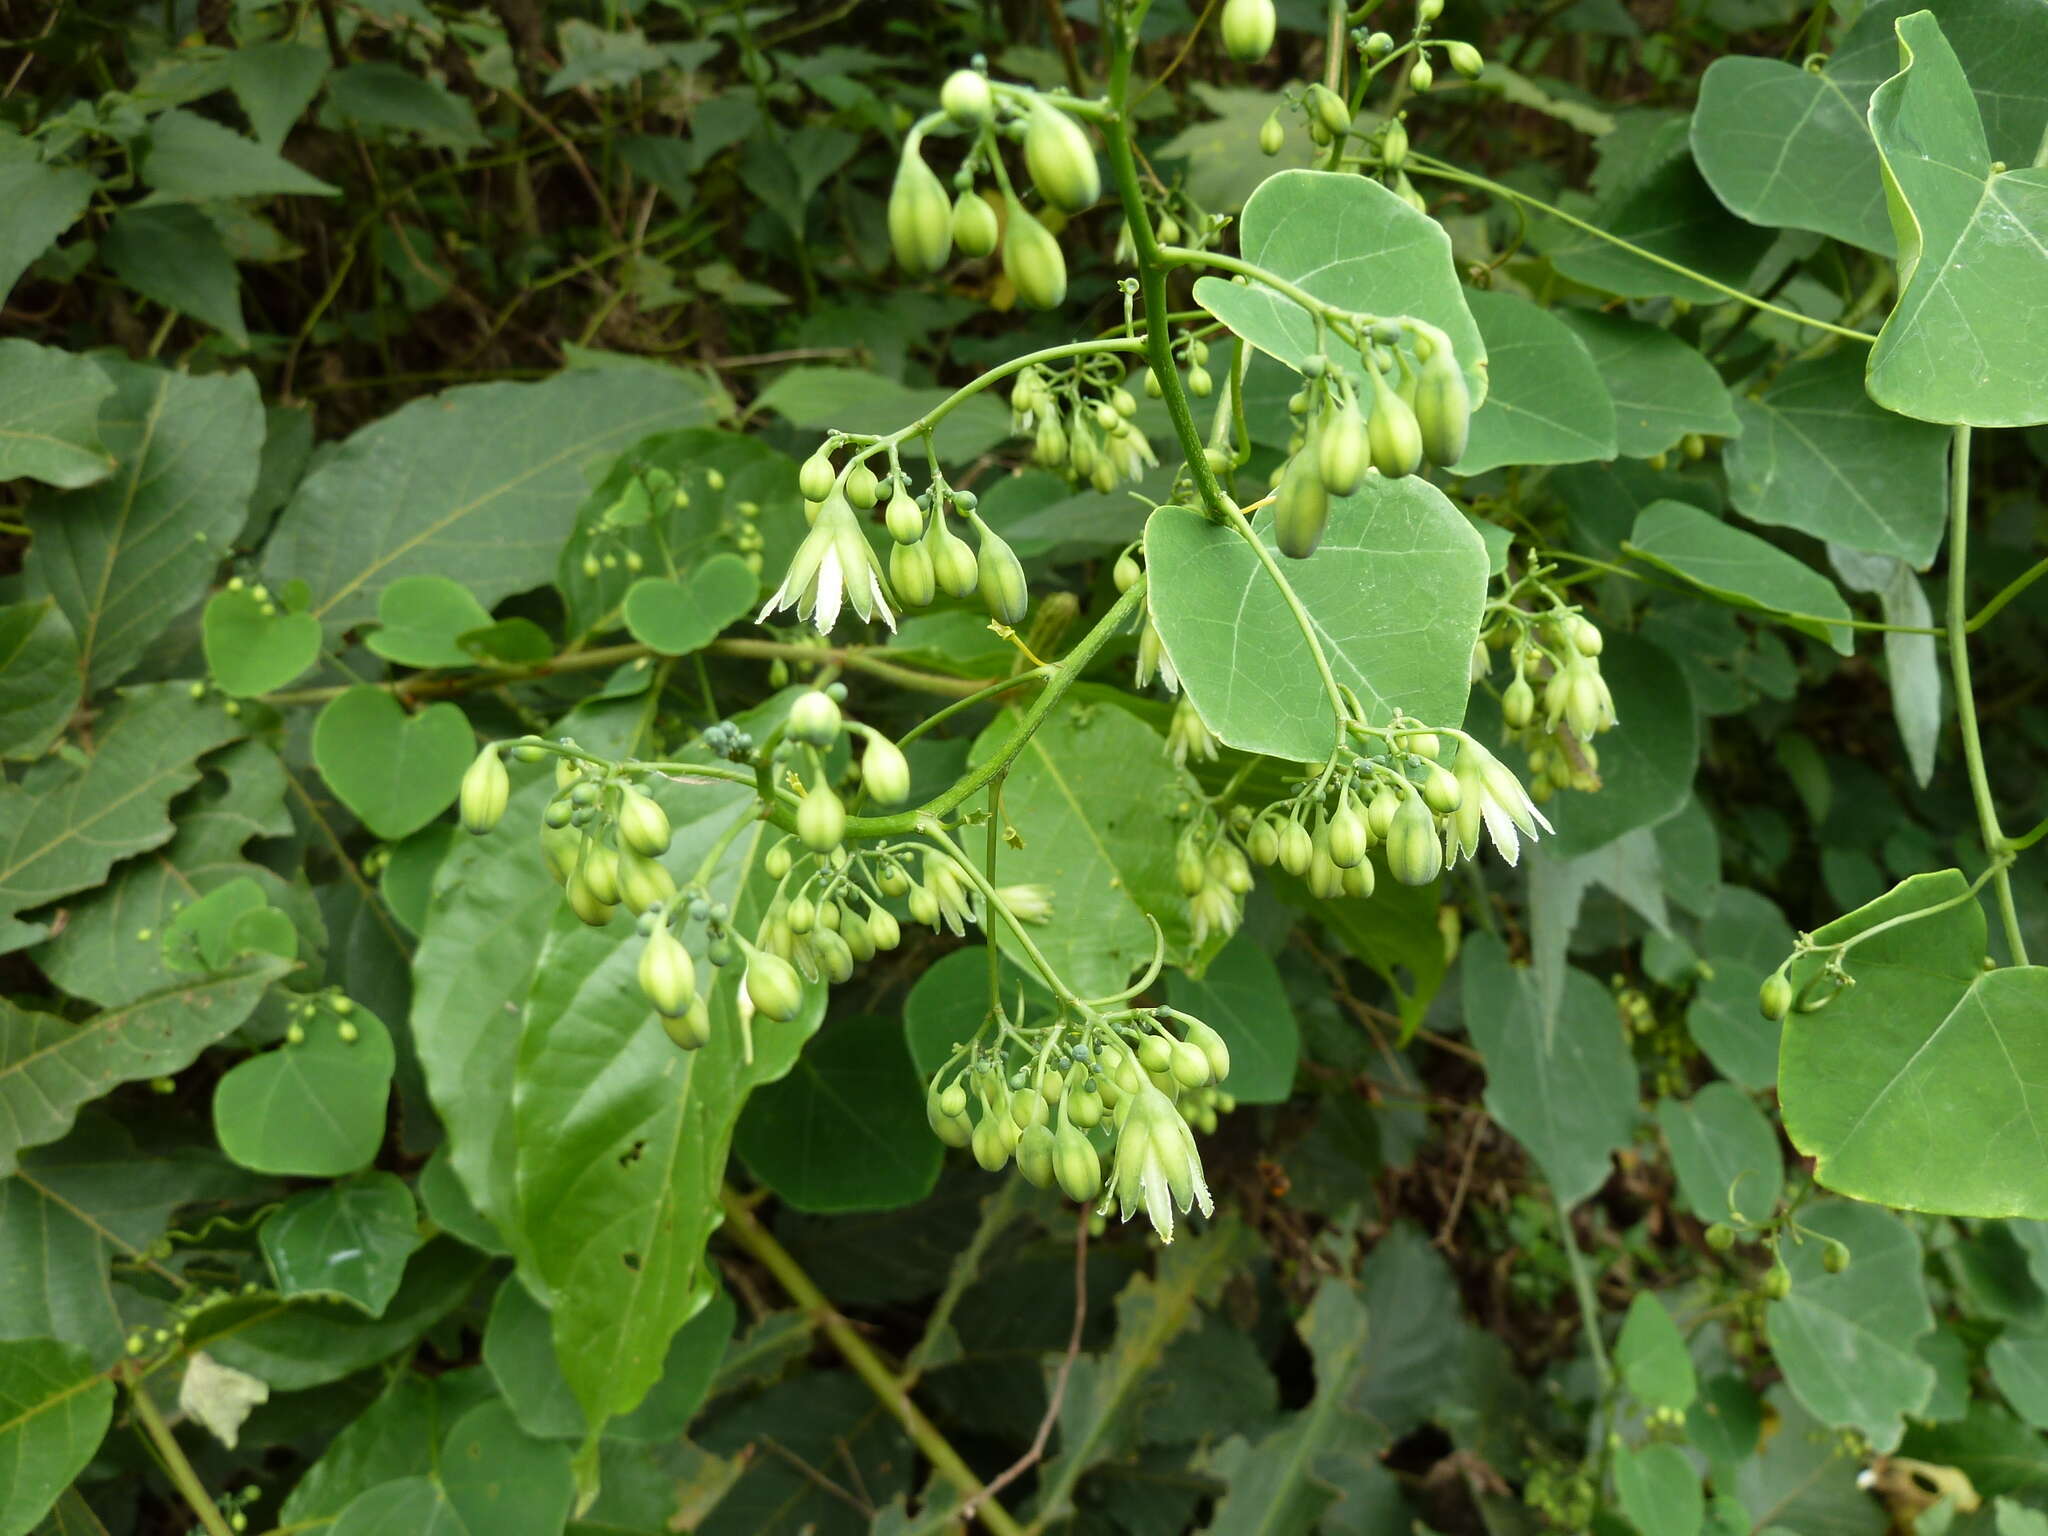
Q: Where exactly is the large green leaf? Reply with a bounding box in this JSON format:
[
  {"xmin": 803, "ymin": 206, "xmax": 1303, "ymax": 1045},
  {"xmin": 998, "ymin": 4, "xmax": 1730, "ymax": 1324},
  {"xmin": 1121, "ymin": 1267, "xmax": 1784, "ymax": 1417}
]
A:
[
  {"xmin": 1455, "ymin": 289, "xmax": 1616, "ymax": 474},
  {"xmin": 966, "ymin": 700, "xmax": 1194, "ymax": 997},
  {"xmin": 1657, "ymin": 1081, "xmax": 1785, "ymax": 1226},
  {"xmin": 0, "ymin": 1337, "xmax": 113, "ymax": 1536},
  {"xmin": 1628, "ymin": 500, "xmax": 1854, "ymax": 654},
  {"xmin": 0, "ymin": 342, "xmax": 113, "ymax": 490},
  {"xmin": 214, "ymin": 1004, "xmax": 395, "ymax": 1177},
  {"xmin": 1543, "ymin": 633, "xmax": 1699, "ymax": 857},
  {"xmin": 1548, "ymin": 137, "xmax": 1776, "ymax": 302},
  {"xmin": 326, "ymin": 1400, "xmax": 574, "ymax": 1536},
  {"xmin": 1864, "ymin": 10, "xmax": 2048, "ymax": 427},
  {"xmin": 1614, "ymin": 1444, "xmax": 1704, "ymax": 1536},
  {"xmin": 1145, "ymin": 479, "xmax": 1488, "ymax": 764},
  {"xmin": 263, "ymin": 369, "xmax": 717, "ymax": 640},
  {"xmin": 0, "ymin": 159, "xmax": 93, "ymax": 307},
  {"xmin": 733, "ymin": 1013, "xmax": 941, "ymax": 1213},
  {"xmin": 1781, "ymin": 869, "xmax": 2048, "ymax": 1217},
  {"xmin": 1553, "ymin": 310, "xmax": 1742, "ymax": 459},
  {"xmin": 0, "ymin": 601, "xmax": 80, "ymax": 762},
  {"xmin": 750, "ymin": 366, "xmax": 1012, "ymax": 466},
  {"xmin": 100, "ymin": 205, "xmax": 247, "ymax": 348},
  {"xmin": 1724, "ymin": 350, "xmax": 1950, "ymax": 565},
  {"xmin": 1190, "ymin": 170, "xmax": 1487, "ymax": 404},
  {"xmin": 1764, "ymin": 1201, "xmax": 1935, "ymax": 1450},
  {"xmin": 1462, "ymin": 934, "xmax": 1637, "ymax": 1207},
  {"xmin": 1165, "ymin": 936, "xmax": 1300, "ymax": 1105},
  {"xmin": 1616, "ymin": 1292, "xmax": 1697, "ymax": 1414},
  {"xmin": 23, "ymin": 363, "xmax": 262, "ymax": 689},
  {"xmin": 277, "ymin": 1371, "xmax": 497, "ymax": 1527},
  {"xmin": 1736, "ymin": 1385, "xmax": 1888, "ymax": 1535},
  {"xmin": 138, "ymin": 109, "xmax": 339, "ymax": 200},
  {"xmin": 0, "ymin": 959, "xmax": 285, "ymax": 1177},
  {"xmin": 312, "ymin": 688, "xmax": 474, "ymax": 842}
]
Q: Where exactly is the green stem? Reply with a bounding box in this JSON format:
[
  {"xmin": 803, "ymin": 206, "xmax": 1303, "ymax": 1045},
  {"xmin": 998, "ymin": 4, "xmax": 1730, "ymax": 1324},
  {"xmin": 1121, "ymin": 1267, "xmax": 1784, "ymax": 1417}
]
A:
[
  {"xmin": 1551, "ymin": 548, "xmax": 1945, "ymax": 635},
  {"xmin": 1551, "ymin": 1191, "xmax": 1613, "ymax": 1468},
  {"xmin": 1154, "ymin": 246, "xmax": 1354, "ymax": 324},
  {"xmin": 923, "ymin": 821, "xmax": 1086, "ymax": 1008},
  {"xmin": 126, "ymin": 1375, "xmax": 237, "ymax": 1536},
  {"xmin": 1407, "ymin": 157, "xmax": 1876, "ymax": 344},
  {"xmin": 1946, "ymin": 425, "xmax": 2028, "ymax": 963},
  {"xmin": 1967, "ymin": 554, "xmax": 2048, "ymax": 633},
  {"xmin": 716, "ymin": 1188, "xmax": 1027, "ymax": 1536}
]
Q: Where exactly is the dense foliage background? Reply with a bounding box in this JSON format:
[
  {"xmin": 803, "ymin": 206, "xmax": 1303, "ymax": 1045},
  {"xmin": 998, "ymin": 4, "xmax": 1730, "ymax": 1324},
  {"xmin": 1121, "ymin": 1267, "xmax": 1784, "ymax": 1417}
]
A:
[{"xmin": 1, "ymin": 1, "xmax": 2046, "ymax": 1534}]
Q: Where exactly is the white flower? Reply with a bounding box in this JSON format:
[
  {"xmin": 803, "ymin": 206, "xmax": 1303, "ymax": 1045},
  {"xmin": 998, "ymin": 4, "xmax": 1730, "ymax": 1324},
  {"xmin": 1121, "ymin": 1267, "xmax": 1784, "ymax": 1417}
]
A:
[
  {"xmin": 757, "ymin": 491, "xmax": 895, "ymax": 636},
  {"xmin": 995, "ymin": 883, "xmax": 1055, "ymax": 924},
  {"xmin": 1448, "ymin": 738, "xmax": 1552, "ymax": 867},
  {"xmin": 1189, "ymin": 886, "xmax": 1240, "ymax": 947},
  {"xmin": 1102, "ymin": 1082, "xmax": 1213, "ymax": 1243}
]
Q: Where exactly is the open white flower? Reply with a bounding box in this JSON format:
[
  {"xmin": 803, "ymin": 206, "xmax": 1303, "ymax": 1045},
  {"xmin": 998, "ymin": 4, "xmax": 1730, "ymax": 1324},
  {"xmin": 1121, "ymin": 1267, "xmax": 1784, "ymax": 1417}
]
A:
[
  {"xmin": 1447, "ymin": 737, "xmax": 1553, "ymax": 867},
  {"xmin": 757, "ymin": 490, "xmax": 895, "ymax": 636},
  {"xmin": 1102, "ymin": 1082, "xmax": 1213, "ymax": 1242}
]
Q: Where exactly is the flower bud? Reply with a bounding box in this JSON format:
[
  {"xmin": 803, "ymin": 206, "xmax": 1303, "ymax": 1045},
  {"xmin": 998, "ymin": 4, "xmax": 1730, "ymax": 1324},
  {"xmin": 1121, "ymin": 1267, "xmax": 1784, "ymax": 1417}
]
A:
[
  {"xmin": 1409, "ymin": 59, "xmax": 1435, "ymax": 92},
  {"xmin": 566, "ymin": 868, "xmax": 617, "ymax": 927},
  {"xmin": 975, "ymin": 524, "xmax": 1030, "ymax": 626},
  {"xmin": 888, "ymin": 148, "xmax": 953, "ymax": 277},
  {"xmin": 1367, "ymin": 370, "xmax": 1423, "ymax": 478},
  {"xmin": 1170, "ymin": 1040, "xmax": 1210, "ymax": 1088},
  {"xmin": 1758, "ymin": 971, "xmax": 1793, "ymax": 1022},
  {"xmin": 1445, "ymin": 40, "xmax": 1484, "ymax": 77},
  {"xmin": 1004, "ymin": 201, "xmax": 1069, "ymax": 310},
  {"xmin": 540, "ymin": 824, "xmax": 579, "ymax": 885},
  {"xmin": 1247, "ymin": 820, "xmax": 1281, "ymax": 866},
  {"xmin": 927, "ymin": 514, "xmax": 980, "ymax": 598},
  {"xmin": 1316, "ymin": 400, "xmax": 1370, "ymax": 497},
  {"xmin": 890, "ymin": 539, "xmax": 936, "ymax": 608},
  {"xmin": 1325, "ymin": 797, "xmax": 1369, "ymax": 868},
  {"xmin": 1307, "ymin": 83, "xmax": 1351, "ymax": 137},
  {"xmin": 796, "ymin": 785, "xmax": 846, "ymax": 853},
  {"xmin": 940, "ymin": 68, "xmax": 993, "ymax": 125},
  {"xmin": 1502, "ymin": 675, "xmax": 1535, "ymax": 729},
  {"xmin": 1422, "ymin": 764, "xmax": 1462, "ymax": 815},
  {"xmin": 1015, "ymin": 1123, "xmax": 1056, "ymax": 1187},
  {"xmin": 1279, "ymin": 819, "xmax": 1313, "ymax": 876},
  {"xmin": 617, "ymin": 787, "xmax": 671, "ymax": 857},
  {"xmin": 1259, "ymin": 111, "xmax": 1285, "ymax": 155},
  {"xmin": 638, "ymin": 926, "xmax": 697, "ymax": 1017},
  {"xmin": 1054, "ymin": 1120, "xmax": 1103, "ymax": 1202},
  {"xmin": 619, "ymin": 848, "xmax": 679, "ymax": 916},
  {"xmin": 1414, "ymin": 346, "xmax": 1472, "ymax": 467},
  {"xmin": 745, "ymin": 949, "xmax": 805, "ymax": 1022},
  {"xmin": 663, "ymin": 996, "xmax": 712, "ymax": 1051},
  {"xmin": 972, "ymin": 1112, "xmax": 1009, "ymax": 1171},
  {"xmin": 1273, "ymin": 448, "xmax": 1330, "ymax": 559},
  {"xmin": 1023, "ymin": 100, "xmax": 1100, "ymax": 212},
  {"xmin": 1219, "ymin": 0, "xmax": 1277, "ymax": 61},
  {"xmin": 885, "ymin": 485, "xmax": 925, "ymax": 545},
  {"xmin": 459, "ymin": 747, "xmax": 510, "ymax": 835},
  {"xmin": 581, "ymin": 843, "xmax": 624, "ymax": 906},
  {"xmin": 1705, "ymin": 1222, "xmax": 1736, "ymax": 1251},
  {"xmin": 1823, "ymin": 1239, "xmax": 1851, "ymax": 1274},
  {"xmin": 1387, "ymin": 792, "xmax": 1443, "ymax": 886},
  {"xmin": 788, "ymin": 689, "xmax": 841, "ymax": 746},
  {"xmin": 860, "ymin": 735, "xmax": 912, "ymax": 804},
  {"xmin": 950, "ymin": 189, "xmax": 1000, "ymax": 258}
]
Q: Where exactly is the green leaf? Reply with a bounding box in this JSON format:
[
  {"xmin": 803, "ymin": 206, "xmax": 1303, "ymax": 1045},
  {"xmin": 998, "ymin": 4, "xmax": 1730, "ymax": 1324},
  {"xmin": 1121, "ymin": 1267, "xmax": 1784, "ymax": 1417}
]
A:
[
  {"xmin": 188, "ymin": 1237, "xmax": 488, "ymax": 1392},
  {"xmin": 24, "ymin": 363, "xmax": 262, "ymax": 688},
  {"xmin": 483, "ymin": 1274, "xmax": 732, "ymax": 1442},
  {"xmin": 902, "ymin": 946, "xmax": 1053, "ymax": 1079},
  {"xmin": 139, "ymin": 108, "xmax": 339, "ymax": 200},
  {"xmin": 160, "ymin": 875, "xmax": 296, "ymax": 973},
  {"xmin": 1628, "ymin": 500, "xmax": 1854, "ymax": 654},
  {"xmin": 1724, "ymin": 350, "xmax": 1950, "ymax": 566},
  {"xmin": 264, "ymin": 370, "xmax": 717, "ymax": 642},
  {"xmin": 1865, "ymin": 10, "xmax": 2048, "ymax": 427},
  {"xmin": 1989, "ymin": 1334, "xmax": 2048, "ymax": 1430},
  {"xmin": 35, "ymin": 739, "xmax": 315, "ymax": 1008},
  {"xmin": 0, "ymin": 158, "xmax": 93, "ymax": 308},
  {"xmin": 278, "ymin": 1371, "xmax": 497, "ymax": 1527},
  {"xmin": 363, "ymin": 576, "xmax": 493, "ymax": 668},
  {"xmin": 1830, "ymin": 547, "xmax": 1940, "ymax": 786},
  {"xmin": 1455, "ymin": 289, "xmax": 1616, "ymax": 473},
  {"xmin": 1190, "ymin": 170, "xmax": 1487, "ymax": 405},
  {"xmin": 1, "ymin": 1116, "xmax": 262, "ymax": 1366},
  {"xmin": 98, "ymin": 205, "xmax": 247, "ymax": 348},
  {"xmin": 203, "ymin": 586, "xmax": 322, "ymax": 696},
  {"xmin": 734, "ymin": 1014, "xmax": 942, "ymax": 1214},
  {"xmin": 1462, "ymin": 933, "xmax": 1637, "ymax": 1207},
  {"xmin": 0, "ymin": 685, "xmax": 246, "ymax": 944},
  {"xmin": 312, "ymin": 687, "xmax": 474, "ymax": 841},
  {"xmin": 967, "ymin": 700, "xmax": 1195, "ymax": 998},
  {"xmin": 1553, "ymin": 310, "xmax": 1742, "ymax": 459},
  {"xmin": 1764, "ymin": 1201, "xmax": 1935, "ymax": 1449},
  {"xmin": 0, "ymin": 601, "xmax": 79, "ymax": 761},
  {"xmin": 1145, "ymin": 478, "xmax": 1488, "ymax": 764},
  {"xmin": 227, "ymin": 41, "xmax": 329, "ymax": 148},
  {"xmin": 0, "ymin": 1338, "xmax": 114, "ymax": 1536},
  {"xmin": 750, "ymin": 367, "xmax": 1012, "ymax": 466},
  {"xmin": 327, "ymin": 1401, "xmax": 574, "ymax": 1536},
  {"xmin": 214, "ymin": 1003, "xmax": 395, "ymax": 1177},
  {"xmin": 1684, "ymin": 887, "xmax": 1795, "ymax": 1091},
  {"xmin": 1617, "ymin": 1292, "xmax": 1698, "ymax": 1414},
  {"xmin": 325, "ymin": 63, "xmax": 487, "ymax": 149},
  {"xmin": 621, "ymin": 555, "xmax": 759, "ymax": 655},
  {"xmin": 1737, "ymin": 1385, "xmax": 1888, "ymax": 1535},
  {"xmin": 1165, "ymin": 936, "xmax": 1300, "ymax": 1105},
  {"xmin": 260, "ymin": 1175, "xmax": 421, "ymax": 1316},
  {"xmin": 1297, "ymin": 876, "xmax": 1450, "ymax": 1033},
  {"xmin": 1658, "ymin": 1081, "xmax": 1784, "ymax": 1227},
  {"xmin": 0, "ymin": 341, "xmax": 114, "ymax": 489},
  {"xmin": 1614, "ymin": 1443, "xmax": 1704, "ymax": 1536},
  {"xmin": 1781, "ymin": 868, "xmax": 2048, "ymax": 1218},
  {"xmin": 1548, "ymin": 139, "xmax": 1776, "ymax": 302},
  {"xmin": 1543, "ymin": 634, "xmax": 1699, "ymax": 857}
]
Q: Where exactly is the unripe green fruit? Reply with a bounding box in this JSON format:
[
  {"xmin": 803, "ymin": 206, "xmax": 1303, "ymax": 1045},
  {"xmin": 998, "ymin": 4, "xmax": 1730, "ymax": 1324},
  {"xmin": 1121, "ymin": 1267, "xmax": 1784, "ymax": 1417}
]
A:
[
  {"xmin": 1015, "ymin": 1122, "xmax": 1056, "ymax": 1187},
  {"xmin": 886, "ymin": 487, "xmax": 924, "ymax": 544},
  {"xmin": 789, "ymin": 689, "xmax": 841, "ymax": 746},
  {"xmin": 1055, "ymin": 1121, "xmax": 1103, "ymax": 1202},
  {"xmin": 638, "ymin": 927, "xmax": 697, "ymax": 1017},
  {"xmin": 1761, "ymin": 1263, "xmax": 1792, "ymax": 1301},
  {"xmin": 861, "ymin": 735, "xmax": 912, "ymax": 804},
  {"xmin": 1367, "ymin": 371, "xmax": 1423, "ymax": 478},
  {"xmin": 1316, "ymin": 401, "xmax": 1371, "ymax": 496},
  {"xmin": 1366, "ymin": 30, "xmax": 1394, "ymax": 56},
  {"xmin": 1758, "ymin": 972, "xmax": 1793, "ymax": 1022},
  {"xmin": 952, "ymin": 190, "xmax": 999, "ymax": 256},
  {"xmin": 566, "ymin": 870, "xmax": 617, "ymax": 927},
  {"xmin": 977, "ymin": 527, "xmax": 1030, "ymax": 625},
  {"xmin": 940, "ymin": 68, "xmax": 993, "ymax": 125},
  {"xmin": 1279, "ymin": 819, "xmax": 1314, "ymax": 876},
  {"xmin": 1446, "ymin": 40, "xmax": 1484, "ymax": 77},
  {"xmin": 1705, "ymin": 1222, "xmax": 1736, "ymax": 1251},
  {"xmin": 1023, "ymin": 101, "xmax": 1100, "ymax": 213},
  {"xmin": 1409, "ymin": 59, "xmax": 1434, "ymax": 92},
  {"xmin": 1003, "ymin": 204, "xmax": 1068, "ymax": 310},
  {"xmin": 1823, "ymin": 1239, "xmax": 1851, "ymax": 1274},
  {"xmin": 745, "ymin": 949, "xmax": 805, "ymax": 1022},
  {"xmin": 1307, "ymin": 83, "xmax": 1351, "ymax": 137},
  {"xmin": 1274, "ymin": 449, "xmax": 1331, "ymax": 559},
  {"xmin": 619, "ymin": 848, "xmax": 679, "ymax": 916},
  {"xmin": 1382, "ymin": 118, "xmax": 1409, "ymax": 171},
  {"xmin": 799, "ymin": 453, "xmax": 836, "ymax": 503},
  {"xmin": 1414, "ymin": 347, "xmax": 1472, "ymax": 466},
  {"xmin": 581, "ymin": 843, "xmax": 623, "ymax": 906},
  {"xmin": 888, "ymin": 149, "xmax": 953, "ymax": 277},
  {"xmin": 459, "ymin": 747, "xmax": 510, "ymax": 835},
  {"xmin": 1422, "ymin": 764, "xmax": 1462, "ymax": 814},
  {"xmin": 1387, "ymin": 792, "xmax": 1443, "ymax": 886},
  {"xmin": 891, "ymin": 538, "xmax": 936, "ymax": 607},
  {"xmin": 663, "ymin": 997, "xmax": 712, "ymax": 1051},
  {"xmin": 797, "ymin": 785, "xmax": 846, "ymax": 853},
  {"xmin": 1502, "ymin": 676, "xmax": 1535, "ymax": 728},
  {"xmin": 1220, "ymin": 0, "xmax": 1277, "ymax": 61},
  {"xmin": 1326, "ymin": 800, "xmax": 1369, "ymax": 868},
  {"xmin": 844, "ymin": 463, "xmax": 879, "ymax": 508},
  {"xmin": 617, "ymin": 787, "xmax": 672, "ymax": 857}
]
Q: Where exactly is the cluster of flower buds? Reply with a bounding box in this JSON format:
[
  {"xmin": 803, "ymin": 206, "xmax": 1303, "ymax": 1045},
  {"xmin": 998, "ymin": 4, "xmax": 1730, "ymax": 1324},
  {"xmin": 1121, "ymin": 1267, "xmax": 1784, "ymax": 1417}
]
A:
[
  {"xmin": 1010, "ymin": 361, "xmax": 1158, "ymax": 494},
  {"xmin": 888, "ymin": 66, "xmax": 1101, "ymax": 311},
  {"xmin": 1142, "ymin": 332, "xmax": 1215, "ymax": 405},
  {"xmin": 1482, "ymin": 606, "xmax": 1617, "ymax": 804},
  {"xmin": 1269, "ymin": 330, "xmax": 1472, "ymax": 559},
  {"xmin": 1174, "ymin": 807, "xmax": 1255, "ymax": 946},
  {"xmin": 925, "ymin": 1007, "xmax": 1233, "ymax": 1241}
]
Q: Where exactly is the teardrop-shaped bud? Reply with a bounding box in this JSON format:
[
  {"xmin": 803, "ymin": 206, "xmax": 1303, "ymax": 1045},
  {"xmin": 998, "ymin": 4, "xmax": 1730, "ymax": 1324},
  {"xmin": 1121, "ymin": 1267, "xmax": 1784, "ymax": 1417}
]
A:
[
  {"xmin": 617, "ymin": 787, "xmax": 672, "ymax": 857},
  {"xmin": 1273, "ymin": 449, "xmax": 1330, "ymax": 559},
  {"xmin": 927, "ymin": 514, "xmax": 981, "ymax": 598},
  {"xmin": 1326, "ymin": 797, "xmax": 1369, "ymax": 868},
  {"xmin": 860, "ymin": 735, "xmax": 912, "ymax": 805},
  {"xmin": 890, "ymin": 538, "xmax": 936, "ymax": 607},
  {"xmin": 940, "ymin": 68, "xmax": 993, "ymax": 124},
  {"xmin": 1015, "ymin": 1122, "xmax": 1056, "ymax": 1187},
  {"xmin": 663, "ymin": 996, "xmax": 712, "ymax": 1050},
  {"xmin": 975, "ymin": 524, "xmax": 1030, "ymax": 625},
  {"xmin": 581, "ymin": 843, "xmax": 623, "ymax": 906},
  {"xmin": 1023, "ymin": 101, "xmax": 1100, "ymax": 213},
  {"xmin": 951, "ymin": 190, "xmax": 999, "ymax": 257},
  {"xmin": 459, "ymin": 747, "xmax": 510, "ymax": 835},
  {"xmin": 1367, "ymin": 370, "xmax": 1424, "ymax": 478},
  {"xmin": 1220, "ymin": 0, "xmax": 1277, "ymax": 61},
  {"xmin": 619, "ymin": 848, "xmax": 679, "ymax": 916},
  {"xmin": 796, "ymin": 784, "xmax": 846, "ymax": 853},
  {"xmin": 1414, "ymin": 347, "xmax": 1472, "ymax": 467},
  {"xmin": 745, "ymin": 948, "xmax": 806, "ymax": 1022},
  {"xmin": 1386, "ymin": 792, "xmax": 1444, "ymax": 886},
  {"xmin": 1054, "ymin": 1119, "xmax": 1102, "ymax": 1201},
  {"xmin": 788, "ymin": 689, "xmax": 842, "ymax": 746},
  {"xmin": 1315, "ymin": 399, "xmax": 1370, "ymax": 496},
  {"xmin": 887, "ymin": 148, "xmax": 953, "ymax": 277},
  {"xmin": 886, "ymin": 485, "xmax": 925, "ymax": 544},
  {"xmin": 638, "ymin": 926, "xmax": 697, "ymax": 1017}
]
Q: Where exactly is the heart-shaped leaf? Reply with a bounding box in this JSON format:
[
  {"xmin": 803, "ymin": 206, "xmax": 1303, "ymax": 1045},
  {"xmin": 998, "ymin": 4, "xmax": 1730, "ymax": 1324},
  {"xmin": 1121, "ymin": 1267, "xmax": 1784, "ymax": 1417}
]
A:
[
  {"xmin": 1627, "ymin": 500, "xmax": 1855, "ymax": 654},
  {"xmin": 364, "ymin": 575, "xmax": 492, "ymax": 669},
  {"xmin": 458, "ymin": 617, "xmax": 552, "ymax": 665},
  {"xmin": 312, "ymin": 686, "xmax": 473, "ymax": 840},
  {"xmin": 260, "ymin": 1175, "xmax": 421, "ymax": 1316},
  {"xmin": 161, "ymin": 875, "xmax": 298, "ymax": 973},
  {"xmin": 621, "ymin": 554, "xmax": 759, "ymax": 655},
  {"xmin": 214, "ymin": 1002, "xmax": 395, "ymax": 1176},
  {"xmin": 203, "ymin": 586, "xmax": 323, "ymax": 697}
]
